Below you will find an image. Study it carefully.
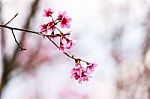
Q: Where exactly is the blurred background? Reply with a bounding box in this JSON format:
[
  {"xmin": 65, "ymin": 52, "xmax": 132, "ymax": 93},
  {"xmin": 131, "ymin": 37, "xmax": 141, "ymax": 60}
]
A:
[{"xmin": 0, "ymin": 0, "xmax": 150, "ymax": 99}]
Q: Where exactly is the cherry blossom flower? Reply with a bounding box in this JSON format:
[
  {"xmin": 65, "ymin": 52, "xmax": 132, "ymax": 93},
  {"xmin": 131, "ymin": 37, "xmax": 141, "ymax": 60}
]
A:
[
  {"xmin": 86, "ymin": 63, "xmax": 97, "ymax": 73},
  {"xmin": 47, "ymin": 21, "xmax": 56, "ymax": 31},
  {"xmin": 57, "ymin": 11, "xmax": 66, "ymax": 20},
  {"xmin": 64, "ymin": 35, "xmax": 76, "ymax": 49},
  {"xmin": 70, "ymin": 59, "xmax": 97, "ymax": 83},
  {"xmin": 60, "ymin": 16, "xmax": 72, "ymax": 28},
  {"xmin": 57, "ymin": 11, "xmax": 71, "ymax": 28},
  {"xmin": 40, "ymin": 23, "xmax": 48, "ymax": 32},
  {"xmin": 71, "ymin": 67, "xmax": 81, "ymax": 80},
  {"xmin": 43, "ymin": 8, "xmax": 54, "ymax": 17},
  {"xmin": 65, "ymin": 39, "xmax": 75, "ymax": 49},
  {"xmin": 80, "ymin": 70, "xmax": 90, "ymax": 83},
  {"xmin": 59, "ymin": 33, "xmax": 75, "ymax": 52},
  {"xmin": 71, "ymin": 66, "xmax": 90, "ymax": 83}
]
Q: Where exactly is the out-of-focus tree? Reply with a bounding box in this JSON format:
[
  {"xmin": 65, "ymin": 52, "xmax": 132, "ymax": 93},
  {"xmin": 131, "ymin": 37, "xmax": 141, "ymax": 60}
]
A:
[
  {"xmin": 0, "ymin": 0, "xmax": 51, "ymax": 97},
  {"xmin": 111, "ymin": 1, "xmax": 150, "ymax": 98}
]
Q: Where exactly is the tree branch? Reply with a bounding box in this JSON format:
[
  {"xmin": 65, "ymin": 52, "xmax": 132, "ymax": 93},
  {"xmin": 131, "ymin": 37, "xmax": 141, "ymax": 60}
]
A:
[
  {"xmin": 0, "ymin": 24, "xmax": 88, "ymax": 63},
  {"xmin": 4, "ymin": 13, "xmax": 18, "ymax": 26},
  {"xmin": 10, "ymin": 29, "xmax": 26, "ymax": 51}
]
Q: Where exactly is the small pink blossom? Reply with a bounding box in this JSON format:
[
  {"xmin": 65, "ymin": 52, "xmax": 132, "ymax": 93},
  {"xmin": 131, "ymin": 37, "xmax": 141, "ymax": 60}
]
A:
[
  {"xmin": 59, "ymin": 34, "xmax": 75, "ymax": 51},
  {"xmin": 79, "ymin": 71, "xmax": 90, "ymax": 83},
  {"xmin": 65, "ymin": 36, "xmax": 75, "ymax": 49},
  {"xmin": 65, "ymin": 40, "xmax": 75, "ymax": 49},
  {"xmin": 43, "ymin": 8, "xmax": 54, "ymax": 17},
  {"xmin": 40, "ymin": 23, "xmax": 48, "ymax": 32},
  {"xmin": 57, "ymin": 11, "xmax": 66, "ymax": 20},
  {"xmin": 86, "ymin": 63, "xmax": 97, "ymax": 73},
  {"xmin": 57, "ymin": 11, "xmax": 71, "ymax": 28},
  {"xmin": 71, "ymin": 66, "xmax": 90, "ymax": 83},
  {"xmin": 71, "ymin": 59, "xmax": 97, "ymax": 83},
  {"xmin": 60, "ymin": 16, "xmax": 72, "ymax": 28},
  {"xmin": 71, "ymin": 67, "xmax": 81, "ymax": 80},
  {"xmin": 47, "ymin": 21, "xmax": 56, "ymax": 31}
]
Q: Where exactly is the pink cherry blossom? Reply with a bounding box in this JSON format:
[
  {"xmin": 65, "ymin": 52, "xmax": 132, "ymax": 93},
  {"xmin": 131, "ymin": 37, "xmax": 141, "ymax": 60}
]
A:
[
  {"xmin": 40, "ymin": 23, "xmax": 48, "ymax": 32},
  {"xmin": 57, "ymin": 11, "xmax": 66, "ymax": 20},
  {"xmin": 86, "ymin": 63, "xmax": 97, "ymax": 73},
  {"xmin": 71, "ymin": 66, "xmax": 90, "ymax": 83},
  {"xmin": 47, "ymin": 21, "xmax": 56, "ymax": 31},
  {"xmin": 64, "ymin": 36, "xmax": 75, "ymax": 49},
  {"xmin": 71, "ymin": 59, "xmax": 97, "ymax": 83},
  {"xmin": 59, "ymin": 34, "xmax": 75, "ymax": 51},
  {"xmin": 79, "ymin": 71, "xmax": 90, "ymax": 83},
  {"xmin": 43, "ymin": 8, "xmax": 54, "ymax": 17},
  {"xmin": 65, "ymin": 39, "xmax": 75, "ymax": 49},
  {"xmin": 60, "ymin": 16, "xmax": 72, "ymax": 28},
  {"xmin": 71, "ymin": 67, "xmax": 81, "ymax": 80}
]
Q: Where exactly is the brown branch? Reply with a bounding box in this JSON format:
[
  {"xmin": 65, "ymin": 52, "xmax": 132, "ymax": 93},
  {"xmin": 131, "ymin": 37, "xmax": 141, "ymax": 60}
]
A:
[
  {"xmin": 46, "ymin": 35, "xmax": 87, "ymax": 63},
  {"xmin": 10, "ymin": 29, "xmax": 26, "ymax": 51},
  {"xmin": 0, "ymin": 24, "xmax": 88, "ymax": 63},
  {"xmin": 0, "ymin": 25, "xmax": 44, "ymax": 36},
  {"xmin": 4, "ymin": 13, "xmax": 18, "ymax": 26},
  {"xmin": 0, "ymin": 25, "xmax": 70, "ymax": 37}
]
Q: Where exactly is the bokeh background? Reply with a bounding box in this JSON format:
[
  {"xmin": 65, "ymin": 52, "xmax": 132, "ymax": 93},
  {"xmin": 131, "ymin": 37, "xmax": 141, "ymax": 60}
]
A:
[{"xmin": 0, "ymin": 0, "xmax": 150, "ymax": 99}]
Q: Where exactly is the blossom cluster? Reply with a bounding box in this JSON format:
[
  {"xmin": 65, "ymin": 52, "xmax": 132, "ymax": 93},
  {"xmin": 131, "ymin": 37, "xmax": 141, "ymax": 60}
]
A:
[
  {"xmin": 40, "ymin": 8, "xmax": 74, "ymax": 52},
  {"xmin": 40, "ymin": 8, "xmax": 96, "ymax": 83},
  {"xmin": 71, "ymin": 59, "xmax": 97, "ymax": 83}
]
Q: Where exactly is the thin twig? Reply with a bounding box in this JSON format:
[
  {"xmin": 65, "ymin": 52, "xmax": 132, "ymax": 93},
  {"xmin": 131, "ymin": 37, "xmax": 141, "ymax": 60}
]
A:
[
  {"xmin": 11, "ymin": 29, "xmax": 26, "ymax": 51},
  {"xmin": 0, "ymin": 25, "xmax": 43, "ymax": 35},
  {"xmin": 4, "ymin": 13, "xmax": 18, "ymax": 26},
  {"xmin": 46, "ymin": 36, "xmax": 88, "ymax": 63},
  {"xmin": 0, "ymin": 24, "xmax": 88, "ymax": 63}
]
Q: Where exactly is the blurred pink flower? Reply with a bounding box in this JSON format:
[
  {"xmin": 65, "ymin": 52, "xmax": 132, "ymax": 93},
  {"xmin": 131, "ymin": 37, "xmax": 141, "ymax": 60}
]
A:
[
  {"xmin": 60, "ymin": 16, "xmax": 72, "ymax": 28},
  {"xmin": 57, "ymin": 11, "xmax": 71, "ymax": 28},
  {"xmin": 80, "ymin": 70, "xmax": 90, "ymax": 83},
  {"xmin": 59, "ymin": 33, "xmax": 75, "ymax": 52},
  {"xmin": 43, "ymin": 8, "xmax": 54, "ymax": 17},
  {"xmin": 86, "ymin": 63, "xmax": 97, "ymax": 73},
  {"xmin": 40, "ymin": 23, "xmax": 48, "ymax": 32},
  {"xmin": 71, "ymin": 59, "xmax": 97, "ymax": 83},
  {"xmin": 57, "ymin": 11, "xmax": 66, "ymax": 20},
  {"xmin": 71, "ymin": 64, "xmax": 90, "ymax": 83},
  {"xmin": 47, "ymin": 21, "xmax": 56, "ymax": 31},
  {"xmin": 71, "ymin": 67, "xmax": 81, "ymax": 80},
  {"xmin": 65, "ymin": 38, "xmax": 76, "ymax": 49}
]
